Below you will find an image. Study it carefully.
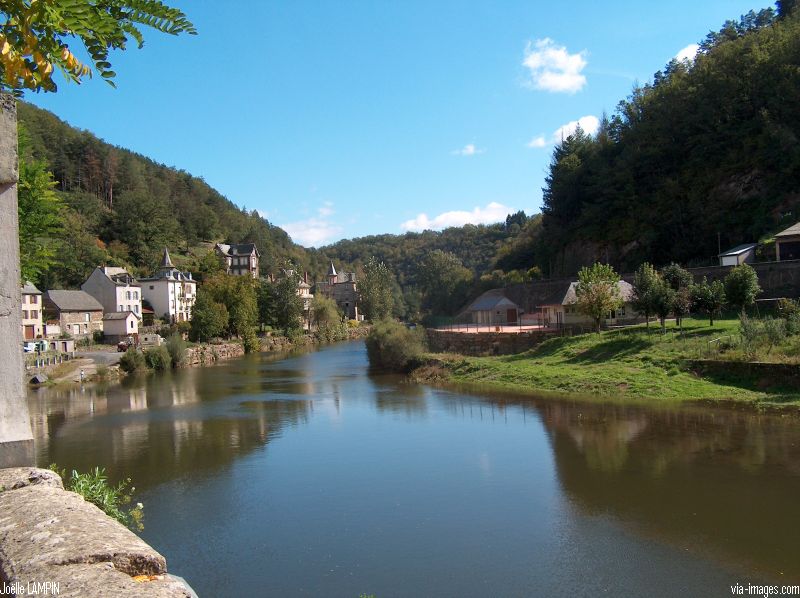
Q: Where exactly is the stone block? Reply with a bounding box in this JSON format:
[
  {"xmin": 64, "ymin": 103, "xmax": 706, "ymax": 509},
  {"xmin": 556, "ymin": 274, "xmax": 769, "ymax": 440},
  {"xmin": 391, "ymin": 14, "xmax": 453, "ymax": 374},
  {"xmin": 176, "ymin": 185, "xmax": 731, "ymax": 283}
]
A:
[
  {"xmin": 0, "ymin": 486, "xmax": 166, "ymax": 578},
  {"xmin": 0, "ymin": 93, "xmax": 17, "ymax": 184},
  {"xmin": 0, "ymin": 467, "xmax": 63, "ymax": 492}
]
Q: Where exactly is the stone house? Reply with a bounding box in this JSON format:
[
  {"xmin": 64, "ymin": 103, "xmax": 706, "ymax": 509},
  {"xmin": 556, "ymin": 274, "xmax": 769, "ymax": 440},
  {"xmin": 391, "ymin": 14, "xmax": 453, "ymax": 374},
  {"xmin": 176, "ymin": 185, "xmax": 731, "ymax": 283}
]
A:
[
  {"xmin": 81, "ymin": 266, "xmax": 142, "ymax": 316},
  {"xmin": 102, "ymin": 311, "xmax": 140, "ymax": 343},
  {"xmin": 43, "ymin": 290, "xmax": 104, "ymax": 338},
  {"xmin": 21, "ymin": 281, "xmax": 44, "ymax": 340},
  {"xmin": 139, "ymin": 248, "xmax": 197, "ymax": 323},
  {"xmin": 537, "ymin": 280, "xmax": 639, "ymax": 329},
  {"xmin": 315, "ymin": 261, "xmax": 360, "ymax": 320},
  {"xmin": 215, "ymin": 243, "xmax": 260, "ymax": 278}
]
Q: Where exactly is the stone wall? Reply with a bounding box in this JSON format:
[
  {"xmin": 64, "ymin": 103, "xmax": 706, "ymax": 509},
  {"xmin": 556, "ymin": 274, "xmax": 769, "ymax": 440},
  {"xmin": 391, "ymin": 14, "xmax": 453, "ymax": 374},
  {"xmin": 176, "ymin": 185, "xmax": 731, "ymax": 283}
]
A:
[
  {"xmin": 0, "ymin": 468, "xmax": 195, "ymax": 596},
  {"xmin": 183, "ymin": 342, "xmax": 244, "ymax": 366},
  {"xmin": 427, "ymin": 329, "xmax": 555, "ymax": 356}
]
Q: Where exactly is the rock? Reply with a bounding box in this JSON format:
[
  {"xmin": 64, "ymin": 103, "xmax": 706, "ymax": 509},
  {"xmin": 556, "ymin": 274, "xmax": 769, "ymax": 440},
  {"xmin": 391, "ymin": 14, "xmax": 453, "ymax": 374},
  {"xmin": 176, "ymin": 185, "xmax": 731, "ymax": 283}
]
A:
[
  {"xmin": 0, "ymin": 467, "xmax": 63, "ymax": 492},
  {"xmin": 0, "ymin": 486, "xmax": 166, "ymax": 578}
]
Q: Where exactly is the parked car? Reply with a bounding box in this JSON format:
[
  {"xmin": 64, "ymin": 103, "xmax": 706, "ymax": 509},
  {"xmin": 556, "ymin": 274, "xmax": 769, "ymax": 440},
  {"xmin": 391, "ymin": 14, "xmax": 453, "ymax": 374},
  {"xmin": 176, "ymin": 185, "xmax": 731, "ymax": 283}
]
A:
[
  {"xmin": 22, "ymin": 341, "xmax": 37, "ymax": 353},
  {"xmin": 117, "ymin": 337, "xmax": 135, "ymax": 352}
]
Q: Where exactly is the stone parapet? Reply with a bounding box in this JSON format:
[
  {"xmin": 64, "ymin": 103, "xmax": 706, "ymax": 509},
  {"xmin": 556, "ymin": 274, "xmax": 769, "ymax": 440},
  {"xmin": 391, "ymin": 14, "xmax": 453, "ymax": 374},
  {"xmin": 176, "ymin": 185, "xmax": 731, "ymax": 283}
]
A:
[{"xmin": 0, "ymin": 468, "xmax": 194, "ymax": 597}]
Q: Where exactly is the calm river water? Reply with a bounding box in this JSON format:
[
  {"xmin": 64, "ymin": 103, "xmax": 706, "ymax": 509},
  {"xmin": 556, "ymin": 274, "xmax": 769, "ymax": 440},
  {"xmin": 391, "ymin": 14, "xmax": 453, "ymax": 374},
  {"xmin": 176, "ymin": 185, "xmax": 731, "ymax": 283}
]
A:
[{"xmin": 28, "ymin": 341, "xmax": 800, "ymax": 597}]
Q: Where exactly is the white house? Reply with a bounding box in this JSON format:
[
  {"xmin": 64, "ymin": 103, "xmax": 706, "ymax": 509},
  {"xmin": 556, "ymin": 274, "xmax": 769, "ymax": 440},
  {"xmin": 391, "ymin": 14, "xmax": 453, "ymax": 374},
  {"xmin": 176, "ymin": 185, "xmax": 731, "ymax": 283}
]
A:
[
  {"xmin": 21, "ymin": 281, "xmax": 44, "ymax": 340},
  {"xmin": 81, "ymin": 266, "xmax": 142, "ymax": 316},
  {"xmin": 718, "ymin": 243, "xmax": 757, "ymax": 267},
  {"xmin": 537, "ymin": 280, "xmax": 639, "ymax": 328},
  {"xmin": 102, "ymin": 311, "xmax": 140, "ymax": 343},
  {"xmin": 139, "ymin": 248, "xmax": 197, "ymax": 323}
]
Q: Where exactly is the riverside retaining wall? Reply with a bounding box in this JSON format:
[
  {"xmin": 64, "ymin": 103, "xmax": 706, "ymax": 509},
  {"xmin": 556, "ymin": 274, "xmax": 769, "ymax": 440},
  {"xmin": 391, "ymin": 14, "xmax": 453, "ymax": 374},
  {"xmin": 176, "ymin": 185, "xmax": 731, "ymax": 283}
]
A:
[
  {"xmin": 0, "ymin": 468, "xmax": 195, "ymax": 597},
  {"xmin": 427, "ymin": 329, "xmax": 555, "ymax": 356}
]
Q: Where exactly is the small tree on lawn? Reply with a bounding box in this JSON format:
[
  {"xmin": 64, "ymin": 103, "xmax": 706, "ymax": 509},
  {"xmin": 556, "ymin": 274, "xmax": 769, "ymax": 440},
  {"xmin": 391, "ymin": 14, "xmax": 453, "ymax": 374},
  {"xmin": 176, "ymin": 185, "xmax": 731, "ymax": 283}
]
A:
[
  {"xmin": 652, "ymin": 280, "xmax": 676, "ymax": 333},
  {"xmin": 631, "ymin": 262, "xmax": 661, "ymax": 331},
  {"xmin": 661, "ymin": 263, "xmax": 693, "ymax": 328},
  {"xmin": 690, "ymin": 277, "xmax": 726, "ymax": 326},
  {"xmin": 724, "ymin": 264, "xmax": 761, "ymax": 315},
  {"xmin": 575, "ymin": 263, "xmax": 623, "ymax": 333}
]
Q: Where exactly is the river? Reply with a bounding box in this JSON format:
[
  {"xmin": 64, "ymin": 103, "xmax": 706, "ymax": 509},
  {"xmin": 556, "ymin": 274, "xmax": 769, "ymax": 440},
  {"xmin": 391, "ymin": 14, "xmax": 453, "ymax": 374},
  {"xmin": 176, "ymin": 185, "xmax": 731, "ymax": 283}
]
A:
[{"xmin": 27, "ymin": 341, "xmax": 800, "ymax": 597}]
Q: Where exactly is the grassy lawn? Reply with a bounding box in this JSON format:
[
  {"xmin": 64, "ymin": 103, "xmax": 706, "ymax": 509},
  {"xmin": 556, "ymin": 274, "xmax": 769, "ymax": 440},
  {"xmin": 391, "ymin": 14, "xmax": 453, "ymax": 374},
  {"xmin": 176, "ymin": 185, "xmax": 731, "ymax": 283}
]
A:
[{"xmin": 427, "ymin": 317, "xmax": 800, "ymax": 406}]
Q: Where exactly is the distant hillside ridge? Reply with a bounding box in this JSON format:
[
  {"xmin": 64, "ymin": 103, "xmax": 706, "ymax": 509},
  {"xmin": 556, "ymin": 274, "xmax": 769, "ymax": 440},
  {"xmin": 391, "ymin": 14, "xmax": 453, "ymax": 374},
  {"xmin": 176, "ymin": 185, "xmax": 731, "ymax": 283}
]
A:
[{"xmin": 16, "ymin": 101, "xmax": 318, "ymax": 287}]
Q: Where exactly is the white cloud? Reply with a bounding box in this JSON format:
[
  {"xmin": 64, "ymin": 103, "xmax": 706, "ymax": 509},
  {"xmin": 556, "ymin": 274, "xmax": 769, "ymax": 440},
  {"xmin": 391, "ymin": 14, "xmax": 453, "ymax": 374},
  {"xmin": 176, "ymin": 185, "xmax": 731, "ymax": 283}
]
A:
[
  {"xmin": 400, "ymin": 201, "xmax": 514, "ymax": 232},
  {"xmin": 675, "ymin": 43, "xmax": 700, "ymax": 63},
  {"xmin": 527, "ymin": 136, "xmax": 547, "ymax": 149},
  {"xmin": 523, "ymin": 38, "xmax": 587, "ymax": 94},
  {"xmin": 281, "ymin": 218, "xmax": 343, "ymax": 247},
  {"xmin": 318, "ymin": 201, "xmax": 334, "ymax": 217},
  {"xmin": 552, "ymin": 114, "xmax": 600, "ymax": 141},
  {"xmin": 527, "ymin": 115, "xmax": 600, "ymax": 150},
  {"xmin": 452, "ymin": 143, "xmax": 484, "ymax": 156},
  {"xmin": 256, "ymin": 209, "xmax": 269, "ymax": 219}
]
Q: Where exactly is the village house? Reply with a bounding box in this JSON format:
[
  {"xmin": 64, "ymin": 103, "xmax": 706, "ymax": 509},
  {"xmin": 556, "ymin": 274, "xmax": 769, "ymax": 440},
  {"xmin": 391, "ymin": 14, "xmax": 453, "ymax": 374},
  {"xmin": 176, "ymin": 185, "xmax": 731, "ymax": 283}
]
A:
[
  {"xmin": 102, "ymin": 311, "xmax": 140, "ymax": 344},
  {"xmin": 718, "ymin": 243, "xmax": 757, "ymax": 266},
  {"xmin": 461, "ymin": 289, "xmax": 522, "ymax": 325},
  {"xmin": 21, "ymin": 281, "xmax": 44, "ymax": 340},
  {"xmin": 43, "ymin": 290, "xmax": 104, "ymax": 338},
  {"xmin": 537, "ymin": 280, "xmax": 639, "ymax": 329},
  {"xmin": 774, "ymin": 222, "xmax": 800, "ymax": 261},
  {"xmin": 139, "ymin": 248, "xmax": 197, "ymax": 323},
  {"xmin": 81, "ymin": 266, "xmax": 142, "ymax": 316},
  {"xmin": 315, "ymin": 261, "xmax": 360, "ymax": 320},
  {"xmin": 215, "ymin": 243, "xmax": 260, "ymax": 278}
]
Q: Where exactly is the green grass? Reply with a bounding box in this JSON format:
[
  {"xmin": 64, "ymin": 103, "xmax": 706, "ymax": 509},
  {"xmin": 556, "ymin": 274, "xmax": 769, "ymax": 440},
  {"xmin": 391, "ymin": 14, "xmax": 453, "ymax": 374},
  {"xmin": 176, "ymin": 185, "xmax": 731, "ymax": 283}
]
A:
[{"xmin": 428, "ymin": 317, "xmax": 800, "ymax": 407}]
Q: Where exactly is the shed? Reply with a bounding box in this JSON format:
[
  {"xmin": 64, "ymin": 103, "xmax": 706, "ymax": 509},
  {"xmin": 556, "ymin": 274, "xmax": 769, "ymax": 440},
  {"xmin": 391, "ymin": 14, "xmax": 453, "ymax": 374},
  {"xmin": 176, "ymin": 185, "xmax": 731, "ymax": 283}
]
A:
[
  {"xmin": 461, "ymin": 289, "xmax": 522, "ymax": 325},
  {"xmin": 775, "ymin": 223, "xmax": 800, "ymax": 261},
  {"xmin": 718, "ymin": 243, "xmax": 756, "ymax": 267},
  {"xmin": 102, "ymin": 311, "xmax": 140, "ymax": 343}
]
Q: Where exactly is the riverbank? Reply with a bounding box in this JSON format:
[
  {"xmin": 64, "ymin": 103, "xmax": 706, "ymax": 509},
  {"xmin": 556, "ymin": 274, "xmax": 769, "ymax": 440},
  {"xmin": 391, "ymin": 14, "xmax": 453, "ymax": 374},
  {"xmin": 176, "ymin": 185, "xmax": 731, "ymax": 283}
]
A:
[{"xmin": 411, "ymin": 318, "xmax": 800, "ymax": 407}]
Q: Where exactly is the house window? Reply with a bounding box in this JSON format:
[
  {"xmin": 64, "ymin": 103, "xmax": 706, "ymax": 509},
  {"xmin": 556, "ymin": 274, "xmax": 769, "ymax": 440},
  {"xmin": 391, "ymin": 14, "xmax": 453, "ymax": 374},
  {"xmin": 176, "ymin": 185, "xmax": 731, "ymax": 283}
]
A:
[
  {"xmin": 22, "ymin": 310, "xmax": 28, "ymax": 319},
  {"xmin": 149, "ymin": 285, "xmax": 154, "ymax": 290},
  {"xmin": 31, "ymin": 310, "xmax": 38, "ymax": 319},
  {"xmin": 134, "ymin": 305, "xmax": 139, "ymax": 314},
  {"xmin": 618, "ymin": 306, "xmax": 626, "ymax": 316},
  {"xmin": 83, "ymin": 324, "xmax": 88, "ymax": 332},
  {"xmin": 85, "ymin": 313, "xmax": 90, "ymax": 322},
  {"xmin": 73, "ymin": 324, "xmax": 80, "ymax": 334},
  {"xmin": 130, "ymin": 320, "xmax": 134, "ymax": 330},
  {"xmin": 126, "ymin": 291, "xmax": 131, "ymax": 300},
  {"xmin": 134, "ymin": 291, "xmax": 138, "ymax": 299},
  {"xmin": 31, "ymin": 295, "xmax": 37, "ymax": 304}
]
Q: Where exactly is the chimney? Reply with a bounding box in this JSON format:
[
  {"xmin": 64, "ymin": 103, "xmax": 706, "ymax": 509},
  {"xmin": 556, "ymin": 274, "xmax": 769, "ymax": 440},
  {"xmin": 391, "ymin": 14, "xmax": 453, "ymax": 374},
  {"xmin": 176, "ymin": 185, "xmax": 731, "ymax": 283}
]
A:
[{"xmin": 304, "ymin": 271, "xmax": 309, "ymax": 284}]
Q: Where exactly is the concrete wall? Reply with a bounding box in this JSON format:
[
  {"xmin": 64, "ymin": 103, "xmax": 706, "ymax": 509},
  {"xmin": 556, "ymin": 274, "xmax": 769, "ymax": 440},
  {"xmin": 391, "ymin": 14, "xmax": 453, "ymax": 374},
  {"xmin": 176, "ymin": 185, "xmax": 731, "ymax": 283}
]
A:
[
  {"xmin": 0, "ymin": 93, "xmax": 34, "ymax": 467},
  {"xmin": 427, "ymin": 329, "xmax": 556, "ymax": 356},
  {"xmin": 0, "ymin": 467, "xmax": 195, "ymax": 596}
]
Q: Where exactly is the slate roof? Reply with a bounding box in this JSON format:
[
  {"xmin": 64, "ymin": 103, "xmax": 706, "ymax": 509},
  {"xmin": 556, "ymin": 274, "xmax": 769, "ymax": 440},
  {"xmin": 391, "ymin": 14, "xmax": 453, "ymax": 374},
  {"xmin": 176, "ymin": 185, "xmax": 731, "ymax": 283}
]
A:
[
  {"xmin": 539, "ymin": 280, "xmax": 634, "ymax": 307},
  {"xmin": 45, "ymin": 290, "xmax": 103, "ymax": 312},
  {"xmin": 463, "ymin": 289, "xmax": 520, "ymax": 312},
  {"xmin": 327, "ymin": 261, "xmax": 337, "ymax": 276},
  {"xmin": 775, "ymin": 222, "xmax": 800, "ymax": 238},
  {"xmin": 719, "ymin": 243, "xmax": 756, "ymax": 257},
  {"xmin": 21, "ymin": 281, "xmax": 41, "ymax": 295},
  {"xmin": 216, "ymin": 242, "xmax": 259, "ymax": 257},
  {"xmin": 103, "ymin": 311, "xmax": 141, "ymax": 321}
]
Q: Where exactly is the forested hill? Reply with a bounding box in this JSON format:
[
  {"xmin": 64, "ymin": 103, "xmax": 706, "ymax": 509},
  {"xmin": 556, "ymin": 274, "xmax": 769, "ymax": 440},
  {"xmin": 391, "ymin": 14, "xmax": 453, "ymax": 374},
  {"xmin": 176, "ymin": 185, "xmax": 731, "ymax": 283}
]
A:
[
  {"xmin": 535, "ymin": 3, "xmax": 800, "ymax": 277},
  {"xmin": 17, "ymin": 101, "xmax": 315, "ymax": 288}
]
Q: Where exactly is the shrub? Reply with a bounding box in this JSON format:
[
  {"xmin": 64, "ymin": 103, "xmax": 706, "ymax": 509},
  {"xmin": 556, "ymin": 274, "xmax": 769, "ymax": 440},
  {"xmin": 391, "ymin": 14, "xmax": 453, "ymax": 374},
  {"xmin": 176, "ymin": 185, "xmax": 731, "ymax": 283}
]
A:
[
  {"xmin": 365, "ymin": 320, "xmax": 426, "ymax": 372},
  {"xmin": 119, "ymin": 348, "xmax": 146, "ymax": 373},
  {"xmin": 144, "ymin": 345, "xmax": 171, "ymax": 371},
  {"xmin": 165, "ymin": 333, "xmax": 186, "ymax": 367},
  {"xmin": 347, "ymin": 319, "xmax": 360, "ymax": 328},
  {"xmin": 92, "ymin": 330, "xmax": 105, "ymax": 343},
  {"xmin": 242, "ymin": 328, "xmax": 261, "ymax": 353},
  {"xmin": 51, "ymin": 465, "xmax": 144, "ymax": 531}
]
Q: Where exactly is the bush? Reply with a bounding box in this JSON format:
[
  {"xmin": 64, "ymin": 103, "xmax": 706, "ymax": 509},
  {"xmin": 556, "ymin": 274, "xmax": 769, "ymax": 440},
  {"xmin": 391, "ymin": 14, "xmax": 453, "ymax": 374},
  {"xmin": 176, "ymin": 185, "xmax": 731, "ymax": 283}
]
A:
[
  {"xmin": 51, "ymin": 465, "xmax": 144, "ymax": 531},
  {"xmin": 119, "ymin": 347, "xmax": 146, "ymax": 373},
  {"xmin": 144, "ymin": 345, "xmax": 171, "ymax": 371},
  {"xmin": 347, "ymin": 319, "xmax": 360, "ymax": 328},
  {"xmin": 92, "ymin": 330, "xmax": 105, "ymax": 343},
  {"xmin": 365, "ymin": 320, "xmax": 426, "ymax": 372},
  {"xmin": 165, "ymin": 333, "xmax": 186, "ymax": 367},
  {"xmin": 242, "ymin": 328, "xmax": 261, "ymax": 353}
]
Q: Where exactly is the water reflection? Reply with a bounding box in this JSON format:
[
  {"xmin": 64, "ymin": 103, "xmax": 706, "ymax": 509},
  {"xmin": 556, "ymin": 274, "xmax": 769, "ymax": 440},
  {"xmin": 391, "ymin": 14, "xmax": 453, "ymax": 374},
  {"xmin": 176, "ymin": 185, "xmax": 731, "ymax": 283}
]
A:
[{"xmin": 27, "ymin": 342, "xmax": 800, "ymax": 595}]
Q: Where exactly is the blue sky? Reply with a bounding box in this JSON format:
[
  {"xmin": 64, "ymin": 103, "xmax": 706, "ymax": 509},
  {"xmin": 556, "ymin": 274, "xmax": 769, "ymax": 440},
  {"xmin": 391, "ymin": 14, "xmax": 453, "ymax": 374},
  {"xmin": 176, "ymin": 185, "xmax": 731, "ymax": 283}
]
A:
[{"xmin": 27, "ymin": 0, "xmax": 771, "ymax": 247}]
